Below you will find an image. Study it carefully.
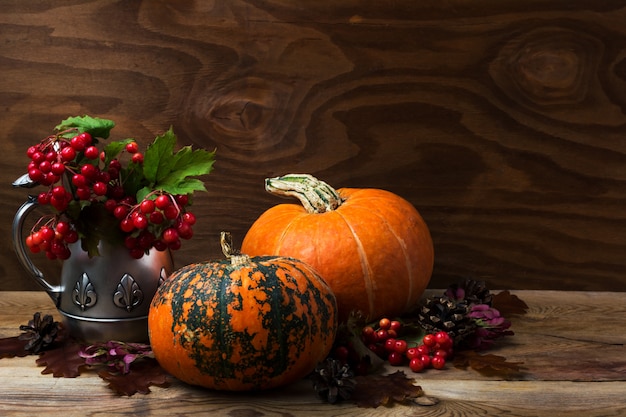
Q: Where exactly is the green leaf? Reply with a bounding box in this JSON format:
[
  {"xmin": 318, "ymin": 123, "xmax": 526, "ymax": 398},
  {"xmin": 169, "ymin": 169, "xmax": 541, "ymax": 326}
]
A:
[
  {"xmin": 140, "ymin": 127, "xmax": 215, "ymax": 199},
  {"xmin": 103, "ymin": 139, "xmax": 135, "ymax": 166},
  {"xmin": 143, "ymin": 128, "xmax": 177, "ymax": 184},
  {"xmin": 55, "ymin": 115, "xmax": 115, "ymax": 139}
]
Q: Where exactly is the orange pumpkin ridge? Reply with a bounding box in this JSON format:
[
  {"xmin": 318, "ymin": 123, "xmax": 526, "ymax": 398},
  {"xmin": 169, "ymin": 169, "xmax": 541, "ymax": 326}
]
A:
[{"xmin": 241, "ymin": 174, "xmax": 433, "ymax": 322}]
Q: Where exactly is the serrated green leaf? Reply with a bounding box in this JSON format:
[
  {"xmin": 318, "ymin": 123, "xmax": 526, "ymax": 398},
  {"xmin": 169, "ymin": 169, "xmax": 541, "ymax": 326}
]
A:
[
  {"xmin": 143, "ymin": 128, "xmax": 177, "ymax": 184},
  {"xmin": 171, "ymin": 146, "xmax": 216, "ymax": 176},
  {"xmin": 55, "ymin": 115, "xmax": 115, "ymax": 139},
  {"xmin": 140, "ymin": 127, "xmax": 215, "ymax": 200}
]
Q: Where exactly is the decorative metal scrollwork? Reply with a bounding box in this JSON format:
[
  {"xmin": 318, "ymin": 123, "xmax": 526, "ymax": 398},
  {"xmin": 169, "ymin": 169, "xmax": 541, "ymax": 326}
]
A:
[
  {"xmin": 72, "ymin": 273, "xmax": 97, "ymax": 311},
  {"xmin": 113, "ymin": 273, "xmax": 144, "ymax": 312}
]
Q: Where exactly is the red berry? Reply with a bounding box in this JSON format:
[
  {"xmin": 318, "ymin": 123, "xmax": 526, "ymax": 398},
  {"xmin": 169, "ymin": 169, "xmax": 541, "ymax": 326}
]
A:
[
  {"xmin": 76, "ymin": 187, "xmax": 91, "ymax": 200},
  {"xmin": 51, "ymin": 162, "xmax": 66, "ymax": 175},
  {"xmin": 419, "ymin": 354, "xmax": 431, "ymax": 368},
  {"xmin": 394, "ymin": 339, "xmax": 408, "ymax": 354},
  {"xmin": 389, "ymin": 320, "xmax": 402, "ymax": 333},
  {"xmin": 81, "ymin": 163, "xmax": 98, "ymax": 180},
  {"xmin": 423, "ymin": 334, "xmax": 437, "ymax": 348},
  {"xmin": 113, "ymin": 205, "xmax": 129, "ymax": 220},
  {"xmin": 60, "ymin": 146, "xmax": 76, "ymax": 161},
  {"xmin": 129, "ymin": 248, "xmax": 145, "ymax": 259},
  {"xmin": 431, "ymin": 356, "xmax": 446, "ymax": 370},
  {"xmin": 92, "ymin": 182, "xmax": 108, "ymax": 196},
  {"xmin": 38, "ymin": 160, "xmax": 52, "ymax": 173},
  {"xmin": 406, "ymin": 347, "xmax": 419, "ymax": 360},
  {"xmin": 168, "ymin": 238, "xmax": 182, "ymax": 251},
  {"xmin": 375, "ymin": 329, "xmax": 388, "ymax": 342},
  {"xmin": 37, "ymin": 192, "xmax": 50, "ymax": 205},
  {"xmin": 175, "ymin": 194, "xmax": 189, "ymax": 206},
  {"xmin": 64, "ymin": 230, "xmax": 79, "ymax": 244},
  {"xmin": 388, "ymin": 351, "xmax": 404, "ymax": 366},
  {"xmin": 384, "ymin": 338, "xmax": 397, "ymax": 353},
  {"xmin": 131, "ymin": 153, "xmax": 144, "ymax": 164},
  {"xmin": 152, "ymin": 240, "xmax": 168, "ymax": 251},
  {"xmin": 55, "ymin": 221, "xmax": 71, "ymax": 236},
  {"xmin": 162, "ymin": 227, "xmax": 179, "ymax": 244},
  {"xmin": 433, "ymin": 349, "xmax": 449, "ymax": 359},
  {"xmin": 149, "ymin": 211, "xmax": 164, "ymax": 224},
  {"xmin": 164, "ymin": 204, "xmax": 178, "ymax": 220},
  {"xmin": 155, "ymin": 194, "xmax": 171, "ymax": 210},
  {"xmin": 362, "ymin": 326, "xmax": 376, "ymax": 344},
  {"xmin": 70, "ymin": 136, "xmax": 86, "ymax": 151},
  {"xmin": 31, "ymin": 231, "xmax": 43, "ymax": 245},
  {"xmin": 177, "ymin": 222, "xmax": 193, "ymax": 240},
  {"xmin": 84, "ymin": 146, "xmax": 99, "ymax": 159},
  {"xmin": 416, "ymin": 344, "xmax": 430, "ymax": 356},
  {"xmin": 28, "ymin": 168, "xmax": 44, "ymax": 182},
  {"xmin": 334, "ymin": 346, "xmax": 349, "ymax": 362},
  {"xmin": 133, "ymin": 213, "xmax": 148, "ymax": 229},
  {"xmin": 379, "ymin": 318, "xmax": 391, "ymax": 330},
  {"xmin": 140, "ymin": 199, "xmax": 155, "ymax": 214},
  {"xmin": 125, "ymin": 142, "xmax": 139, "ymax": 154},
  {"xmin": 119, "ymin": 218, "xmax": 135, "ymax": 233},
  {"xmin": 409, "ymin": 358, "xmax": 425, "ymax": 372},
  {"xmin": 72, "ymin": 174, "xmax": 87, "ymax": 187},
  {"xmin": 182, "ymin": 212, "xmax": 196, "ymax": 225},
  {"xmin": 40, "ymin": 226, "xmax": 55, "ymax": 241},
  {"xmin": 435, "ymin": 331, "xmax": 453, "ymax": 349},
  {"xmin": 76, "ymin": 132, "xmax": 92, "ymax": 147}
]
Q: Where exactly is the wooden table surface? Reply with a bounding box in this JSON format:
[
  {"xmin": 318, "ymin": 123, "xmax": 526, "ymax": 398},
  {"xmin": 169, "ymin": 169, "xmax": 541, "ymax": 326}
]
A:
[{"xmin": 0, "ymin": 290, "xmax": 624, "ymax": 416}]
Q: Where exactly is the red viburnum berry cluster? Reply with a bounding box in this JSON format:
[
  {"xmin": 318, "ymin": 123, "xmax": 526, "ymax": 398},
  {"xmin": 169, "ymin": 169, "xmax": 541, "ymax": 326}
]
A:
[
  {"xmin": 361, "ymin": 318, "xmax": 454, "ymax": 373},
  {"xmin": 24, "ymin": 132, "xmax": 196, "ymax": 260}
]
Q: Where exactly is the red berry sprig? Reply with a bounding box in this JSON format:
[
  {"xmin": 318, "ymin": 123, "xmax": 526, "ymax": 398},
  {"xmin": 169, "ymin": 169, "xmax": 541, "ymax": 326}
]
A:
[
  {"xmin": 23, "ymin": 130, "xmax": 198, "ymax": 260},
  {"xmin": 361, "ymin": 317, "xmax": 454, "ymax": 373}
]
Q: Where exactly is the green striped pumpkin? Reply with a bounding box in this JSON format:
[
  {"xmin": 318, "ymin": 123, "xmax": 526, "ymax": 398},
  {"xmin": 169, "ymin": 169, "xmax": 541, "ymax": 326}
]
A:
[{"xmin": 148, "ymin": 233, "xmax": 338, "ymax": 391}]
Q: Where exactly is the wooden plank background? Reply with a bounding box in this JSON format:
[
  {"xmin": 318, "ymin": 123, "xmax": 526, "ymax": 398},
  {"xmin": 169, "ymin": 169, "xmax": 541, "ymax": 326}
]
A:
[{"xmin": 1, "ymin": 1, "xmax": 625, "ymax": 292}]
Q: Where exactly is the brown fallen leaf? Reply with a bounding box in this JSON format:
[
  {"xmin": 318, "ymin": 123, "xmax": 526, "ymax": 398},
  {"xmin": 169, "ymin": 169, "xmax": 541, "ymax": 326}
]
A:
[
  {"xmin": 36, "ymin": 339, "xmax": 86, "ymax": 378},
  {"xmin": 352, "ymin": 371, "xmax": 423, "ymax": 408},
  {"xmin": 454, "ymin": 350, "xmax": 524, "ymax": 378},
  {"xmin": 0, "ymin": 336, "xmax": 31, "ymax": 359},
  {"xmin": 492, "ymin": 290, "xmax": 528, "ymax": 317},
  {"xmin": 98, "ymin": 358, "xmax": 169, "ymax": 396}
]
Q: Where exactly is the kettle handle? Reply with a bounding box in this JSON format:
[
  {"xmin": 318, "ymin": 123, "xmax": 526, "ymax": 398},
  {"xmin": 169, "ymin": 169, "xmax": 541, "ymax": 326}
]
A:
[{"xmin": 12, "ymin": 195, "xmax": 62, "ymax": 304}]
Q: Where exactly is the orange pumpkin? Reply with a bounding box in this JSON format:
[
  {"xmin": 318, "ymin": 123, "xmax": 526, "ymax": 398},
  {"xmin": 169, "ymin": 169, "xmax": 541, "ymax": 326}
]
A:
[
  {"xmin": 241, "ymin": 174, "xmax": 434, "ymax": 322},
  {"xmin": 148, "ymin": 232, "xmax": 337, "ymax": 391}
]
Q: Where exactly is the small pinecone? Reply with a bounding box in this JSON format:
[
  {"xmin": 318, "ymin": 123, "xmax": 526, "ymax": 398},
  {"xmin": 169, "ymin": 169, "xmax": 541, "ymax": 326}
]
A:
[
  {"xmin": 445, "ymin": 279, "xmax": 493, "ymax": 306},
  {"xmin": 311, "ymin": 358, "xmax": 357, "ymax": 404},
  {"xmin": 18, "ymin": 312, "xmax": 59, "ymax": 353},
  {"xmin": 417, "ymin": 296, "xmax": 476, "ymax": 343}
]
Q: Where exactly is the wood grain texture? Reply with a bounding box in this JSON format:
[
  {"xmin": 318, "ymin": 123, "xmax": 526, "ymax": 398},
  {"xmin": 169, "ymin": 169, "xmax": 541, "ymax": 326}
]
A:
[
  {"xmin": 0, "ymin": 290, "xmax": 625, "ymax": 416},
  {"xmin": 1, "ymin": 1, "xmax": 625, "ymax": 291}
]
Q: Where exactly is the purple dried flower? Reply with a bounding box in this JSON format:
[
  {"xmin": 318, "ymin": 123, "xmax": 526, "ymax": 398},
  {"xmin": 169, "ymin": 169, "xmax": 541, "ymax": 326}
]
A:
[
  {"xmin": 79, "ymin": 341, "xmax": 153, "ymax": 374},
  {"xmin": 464, "ymin": 304, "xmax": 514, "ymax": 350}
]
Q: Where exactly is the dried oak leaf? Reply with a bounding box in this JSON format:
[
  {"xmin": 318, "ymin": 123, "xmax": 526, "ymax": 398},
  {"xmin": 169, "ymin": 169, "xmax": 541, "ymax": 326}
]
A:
[
  {"xmin": 454, "ymin": 350, "xmax": 524, "ymax": 378},
  {"xmin": 98, "ymin": 358, "xmax": 169, "ymax": 396},
  {"xmin": 36, "ymin": 339, "xmax": 86, "ymax": 377},
  {"xmin": 352, "ymin": 371, "xmax": 423, "ymax": 408},
  {"xmin": 0, "ymin": 336, "xmax": 31, "ymax": 359},
  {"xmin": 492, "ymin": 290, "xmax": 528, "ymax": 317}
]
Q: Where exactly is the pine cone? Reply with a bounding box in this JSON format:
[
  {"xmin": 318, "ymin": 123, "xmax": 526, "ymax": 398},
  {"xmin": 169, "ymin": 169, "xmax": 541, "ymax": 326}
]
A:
[
  {"xmin": 18, "ymin": 312, "xmax": 59, "ymax": 353},
  {"xmin": 417, "ymin": 296, "xmax": 476, "ymax": 343},
  {"xmin": 444, "ymin": 279, "xmax": 493, "ymax": 306},
  {"xmin": 311, "ymin": 358, "xmax": 357, "ymax": 404}
]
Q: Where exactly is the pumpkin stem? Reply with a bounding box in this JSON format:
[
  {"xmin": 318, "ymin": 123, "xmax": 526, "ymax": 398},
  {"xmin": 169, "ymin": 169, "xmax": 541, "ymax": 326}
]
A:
[
  {"xmin": 220, "ymin": 231, "xmax": 250, "ymax": 266},
  {"xmin": 265, "ymin": 174, "xmax": 343, "ymax": 214}
]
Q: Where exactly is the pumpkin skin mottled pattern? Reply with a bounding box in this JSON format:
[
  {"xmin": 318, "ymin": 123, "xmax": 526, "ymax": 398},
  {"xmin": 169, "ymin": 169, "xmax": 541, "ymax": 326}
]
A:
[
  {"xmin": 148, "ymin": 255, "xmax": 338, "ymax": 391},
  {"xmin": 241, "ymin": 186, "xmax": 434, "ymax": 322}
]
